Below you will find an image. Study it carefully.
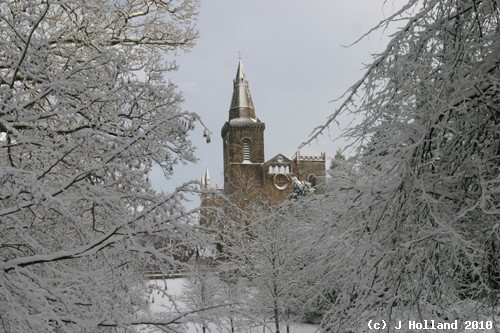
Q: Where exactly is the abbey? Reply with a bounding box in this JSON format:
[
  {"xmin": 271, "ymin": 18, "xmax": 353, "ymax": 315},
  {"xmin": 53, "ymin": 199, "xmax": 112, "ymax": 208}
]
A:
[{"xmin": 203, "ymin": 59, "xmax": 325, "ymax": 206}]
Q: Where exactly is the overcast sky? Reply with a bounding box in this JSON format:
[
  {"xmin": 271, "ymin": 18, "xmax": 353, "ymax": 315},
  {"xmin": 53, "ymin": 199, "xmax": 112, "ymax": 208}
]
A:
[{"xmin": 151, "ymin": 0, "xmax": 405, "ymax": 196}]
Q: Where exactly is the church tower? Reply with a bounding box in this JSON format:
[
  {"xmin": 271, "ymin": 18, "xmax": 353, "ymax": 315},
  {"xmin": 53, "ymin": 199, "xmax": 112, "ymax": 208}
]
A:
[{"xmin": 221, "ymin": 59, "xmax": 265, "ymax": 197}]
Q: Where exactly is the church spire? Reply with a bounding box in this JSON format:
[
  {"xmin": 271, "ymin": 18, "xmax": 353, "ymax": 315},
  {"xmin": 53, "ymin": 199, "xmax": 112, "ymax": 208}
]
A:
[
  {"xmin": 229, "ymin": 58, "xmax": 256, "ymax": 121},
  {"xmin": 201, "ymin": 167, "xmax": 211, "ymax": 190}
]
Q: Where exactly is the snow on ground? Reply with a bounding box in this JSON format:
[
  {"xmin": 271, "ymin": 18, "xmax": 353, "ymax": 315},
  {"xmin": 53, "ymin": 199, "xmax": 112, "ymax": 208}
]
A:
[
  {"xmin": 146, "ymin": 277, "xmax": 319, "ymax": 333},
  {"xmin": 181, "ymin": 322, "xmax": 319, "ymax": 333},
  {"xmin": 145, "ymin": 278, "xmax": 500, "ymax": 333}
]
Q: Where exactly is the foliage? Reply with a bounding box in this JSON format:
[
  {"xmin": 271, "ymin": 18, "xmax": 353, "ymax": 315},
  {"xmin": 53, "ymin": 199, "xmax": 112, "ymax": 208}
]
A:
[
  {"xmin": 0, "ymin": 0, "xmax": 203, "ymax": 331},
  {"xmin": 289, "ymin": 176, "xmax": 315, "ymax": 200}
]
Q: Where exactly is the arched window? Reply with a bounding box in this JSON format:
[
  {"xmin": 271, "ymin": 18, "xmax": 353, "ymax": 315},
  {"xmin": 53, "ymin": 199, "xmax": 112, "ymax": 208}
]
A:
[{"xmin": 308, "ymin": 174, "xmax": 317, "ymax": 187}]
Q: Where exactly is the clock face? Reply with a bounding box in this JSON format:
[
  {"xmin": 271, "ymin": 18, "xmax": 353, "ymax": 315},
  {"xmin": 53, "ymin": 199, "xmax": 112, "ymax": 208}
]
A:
[{"xmin": 273, "ymin": 173, "xmax": 288, "ymax": 190}]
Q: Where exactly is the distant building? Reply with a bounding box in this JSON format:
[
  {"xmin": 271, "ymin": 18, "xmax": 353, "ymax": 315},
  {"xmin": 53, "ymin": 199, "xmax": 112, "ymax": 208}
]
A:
[{"xmin": 202, "ymin": 59, "xmax": 325, "ymax": 207}]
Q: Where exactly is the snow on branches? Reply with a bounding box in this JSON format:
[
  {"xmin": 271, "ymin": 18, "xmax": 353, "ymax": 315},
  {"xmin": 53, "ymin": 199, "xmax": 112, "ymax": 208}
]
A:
[
  {"xmin": 301, "ymin": 0, "xmax": 500, "ymax": 331},
  {"xmin": 289, "ymin": 176, "xmax": 315, "ymax": 200},
  {"xmin": 0, "ymin": 0, "xmax": 204, "ymax": 331}
]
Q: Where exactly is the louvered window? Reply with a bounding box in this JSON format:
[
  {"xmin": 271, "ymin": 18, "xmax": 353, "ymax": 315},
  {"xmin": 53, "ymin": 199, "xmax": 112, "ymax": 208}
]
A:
[{"xmin": 243, "ymin": 142, "xmax": 251, "ymax": 162}]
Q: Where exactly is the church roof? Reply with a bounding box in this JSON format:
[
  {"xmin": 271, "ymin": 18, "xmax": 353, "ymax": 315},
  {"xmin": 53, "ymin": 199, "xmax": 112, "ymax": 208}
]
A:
[
  {"xmin": 263, "ymin": 153, "xmax": 293, "ymax": 165},
  {"xmin": 229, "ymin": 58, "xmax": 257, "ymax": 122}
]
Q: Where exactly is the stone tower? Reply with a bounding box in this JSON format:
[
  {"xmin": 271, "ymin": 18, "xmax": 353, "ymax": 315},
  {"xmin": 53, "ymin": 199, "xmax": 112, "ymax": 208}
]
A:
[
  {"xmin": 221, "ymin": 59, "xmax": 266, "ymax": 200},
  {"xmin": 214, "ymin": 59, "xmax": 326, "ymax": 208}
]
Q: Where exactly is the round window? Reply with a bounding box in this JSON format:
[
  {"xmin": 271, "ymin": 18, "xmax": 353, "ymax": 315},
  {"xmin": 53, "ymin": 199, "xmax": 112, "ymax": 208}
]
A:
[{"xmin": 273, "ymin": 174, "xmax": 288, "ymax": 190}]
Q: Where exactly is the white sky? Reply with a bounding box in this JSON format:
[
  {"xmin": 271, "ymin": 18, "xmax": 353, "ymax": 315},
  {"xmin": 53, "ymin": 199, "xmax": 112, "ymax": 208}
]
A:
[{"xmin": 151, "ymin": 0, "xmax": 406, "ymax": 196}]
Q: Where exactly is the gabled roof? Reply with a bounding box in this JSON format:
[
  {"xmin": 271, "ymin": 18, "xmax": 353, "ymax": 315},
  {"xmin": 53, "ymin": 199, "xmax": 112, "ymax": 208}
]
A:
[{"xmin": 263, "ymin": 153, "xmax": 293, "ymax": 165}]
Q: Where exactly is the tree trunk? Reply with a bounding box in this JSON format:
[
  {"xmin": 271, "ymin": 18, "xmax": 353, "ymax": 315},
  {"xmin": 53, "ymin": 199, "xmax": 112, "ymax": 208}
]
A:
[{"xmin": 274, "ymin": 298, "xmax": 280, "ymax": 333}]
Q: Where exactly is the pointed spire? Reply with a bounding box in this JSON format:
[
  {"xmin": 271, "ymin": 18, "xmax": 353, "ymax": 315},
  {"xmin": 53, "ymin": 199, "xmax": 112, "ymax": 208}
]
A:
[
  {"xmin": 229, "ymin": 58, "xmax": 256, "ymax": 121},
  {"xmin": 202, "ymin": 167, "xmax": 211, "ymax": 190}
]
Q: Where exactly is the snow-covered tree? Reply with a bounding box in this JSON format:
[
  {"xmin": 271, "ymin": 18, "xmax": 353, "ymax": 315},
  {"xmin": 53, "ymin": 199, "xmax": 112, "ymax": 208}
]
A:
[
  {"xmin": 216, "ymin": 267, "xmax": 252, "ymax": 333},
  {"xmin": 0, "ymin": 0, "xmax": 204, "ymax": 331},
  {"xmin": 289, "ymin": 176, "xmax": 315, "ymax": 201},
  {"xmin": 329, "ymin": 149, "xmax": 346, "ymax": 170},
  {"xmin": 220, "ymin": 202, "xmax": 319, "ymax": 333},
  {"xmin": 181, "ymin": 258, "xmax": 220, "ymax": 333},
  {"xmin": 303, "ymin": 0, "xmax": 500, "ymax": 331}
]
